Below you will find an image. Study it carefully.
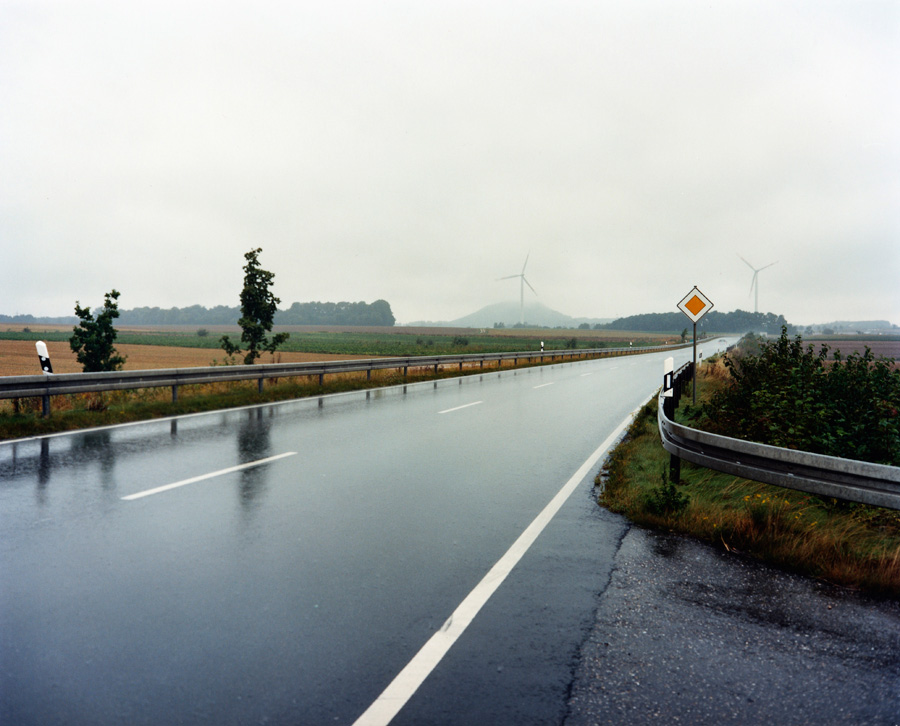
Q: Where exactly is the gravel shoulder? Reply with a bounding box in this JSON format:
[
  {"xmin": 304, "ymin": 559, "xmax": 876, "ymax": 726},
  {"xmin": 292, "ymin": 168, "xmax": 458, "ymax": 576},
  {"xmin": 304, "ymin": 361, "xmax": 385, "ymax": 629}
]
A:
[{"xmin": 566, "ymin": 526, "xmax": 900, "ymax": 725}]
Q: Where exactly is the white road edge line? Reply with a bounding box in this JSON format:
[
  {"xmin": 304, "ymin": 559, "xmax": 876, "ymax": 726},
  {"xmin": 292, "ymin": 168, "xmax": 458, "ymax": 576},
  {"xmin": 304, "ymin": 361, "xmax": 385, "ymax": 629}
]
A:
[
  {"xmin": 352, "ymin": 402, "xmax": 647, "ymax": 726},
  {"xmin": 121, "ymin": 452, "xmax": 298, "ymax": 501},
  {"xmin": 438, "ymin": 401, "xmax": 483, "ymax": 414},
  {"xmin": 532, "ymin": 382, "xmax": 555, "ymax": 389}
]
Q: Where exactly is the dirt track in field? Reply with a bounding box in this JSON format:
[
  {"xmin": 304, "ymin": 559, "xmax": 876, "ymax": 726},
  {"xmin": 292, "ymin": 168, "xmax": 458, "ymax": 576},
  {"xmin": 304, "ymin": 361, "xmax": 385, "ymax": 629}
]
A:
[{"xmin": 0, "ymin": 340, "xmax": 367, "ymax": 377}]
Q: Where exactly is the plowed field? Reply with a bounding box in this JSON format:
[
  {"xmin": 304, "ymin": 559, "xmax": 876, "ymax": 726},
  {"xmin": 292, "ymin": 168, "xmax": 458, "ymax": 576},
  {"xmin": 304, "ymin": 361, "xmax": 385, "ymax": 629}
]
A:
[
  {"xmin": 0, "ymin": 340, "xmax": 366, "ymax": 377},
  {"xmin": 820, "ymin": 340, "xmax": 900, "ymax": 360}
]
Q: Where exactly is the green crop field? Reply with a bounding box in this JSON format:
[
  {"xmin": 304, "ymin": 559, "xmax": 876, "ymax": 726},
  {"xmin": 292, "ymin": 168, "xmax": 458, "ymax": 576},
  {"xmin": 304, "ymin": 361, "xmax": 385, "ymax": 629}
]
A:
[{"xmin": 0, "ymin": 327, "xmax": 673, "ymax": 358}]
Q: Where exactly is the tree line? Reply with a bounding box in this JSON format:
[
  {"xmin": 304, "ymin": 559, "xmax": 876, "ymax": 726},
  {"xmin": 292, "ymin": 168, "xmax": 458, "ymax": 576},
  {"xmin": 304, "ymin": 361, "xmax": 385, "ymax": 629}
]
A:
[
  {"xmin": 63, "ymin": 248, "xmax": 398, "ymax": 371},
  {"xmin": 1, "ymin": 299, "xmax": 396, "ymax": 328},
  {"xmin": 116, "ymin": 299, "xmax": 395, "ymax": 327},
  {"xmin": 601, "ymin": 310, "xmax": 791, "ymax": 335}
]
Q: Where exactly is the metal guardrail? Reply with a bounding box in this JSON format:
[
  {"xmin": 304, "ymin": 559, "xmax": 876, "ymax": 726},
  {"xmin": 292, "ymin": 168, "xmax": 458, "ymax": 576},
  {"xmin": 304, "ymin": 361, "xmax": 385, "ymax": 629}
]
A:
[
  {"xmin": 1, "ymin": 343, "xmax": 684, "ymax": 416},
  {"xmin": 658, "ymin": 361, "xmax": 900, "ymax": 511}
]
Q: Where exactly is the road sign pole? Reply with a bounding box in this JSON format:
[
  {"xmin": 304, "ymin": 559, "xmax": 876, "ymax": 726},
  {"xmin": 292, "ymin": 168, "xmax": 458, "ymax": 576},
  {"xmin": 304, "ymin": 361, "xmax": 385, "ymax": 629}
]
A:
[
  {"xmin": 676, "ymin": 287, "xmax": 712, "ymax": 406},
  {"xmin": 692, "ymin": 322, "xmax": 697, "ymax": 404}
]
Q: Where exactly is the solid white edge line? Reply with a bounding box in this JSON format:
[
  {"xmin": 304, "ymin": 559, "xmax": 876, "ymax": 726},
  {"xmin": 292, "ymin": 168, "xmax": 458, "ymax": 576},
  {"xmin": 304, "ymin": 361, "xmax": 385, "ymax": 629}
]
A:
[
  {"xmin": 121, "ymin": 452, "xmax": 297, "ymax": 501},
  {"xmin": 352, "ymin": 400, "xmax": 648, "ymax": 726},
  {"xmin": 438, "ymin": 401, "xmax": 483, "ymax": 414}
]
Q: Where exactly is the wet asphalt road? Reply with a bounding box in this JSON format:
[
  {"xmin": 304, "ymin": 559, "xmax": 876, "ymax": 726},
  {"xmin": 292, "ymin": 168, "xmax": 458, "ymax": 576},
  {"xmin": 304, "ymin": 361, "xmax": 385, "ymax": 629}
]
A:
[
  {"xmin": 8, "ymin": 336, "xmax": 890, "ymax": 726},
  {"xmin": 2, "ymin": 345, "xmax": 721, "ymax": 726},
  {"xmin": 566, "ymin": 527, "xmax": 900, "ymax": 725}
]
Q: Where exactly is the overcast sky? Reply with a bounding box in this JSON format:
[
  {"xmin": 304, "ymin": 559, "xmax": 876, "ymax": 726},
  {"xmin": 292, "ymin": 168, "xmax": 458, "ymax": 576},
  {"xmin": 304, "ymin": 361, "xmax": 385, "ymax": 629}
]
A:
[{"xmin": 2, "ymin": 1, "xmax": 898, "ymax": 326}]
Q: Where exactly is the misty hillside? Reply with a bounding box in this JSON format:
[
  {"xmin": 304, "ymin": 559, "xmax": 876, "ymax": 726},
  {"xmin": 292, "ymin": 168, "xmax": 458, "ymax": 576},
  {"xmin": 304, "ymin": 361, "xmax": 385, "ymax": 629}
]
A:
[{"xmin": 409, "ymin": 302, "xmax": 611, "ymax": 329}]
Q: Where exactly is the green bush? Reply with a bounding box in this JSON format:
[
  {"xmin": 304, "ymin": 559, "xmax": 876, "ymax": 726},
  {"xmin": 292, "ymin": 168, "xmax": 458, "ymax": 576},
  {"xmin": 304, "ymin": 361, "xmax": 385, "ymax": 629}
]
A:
[
  {"xmin": 645, "ymin": 466, "xmax": 689, "ymax": 516},
  {"xmin": 701, "ymin": 327, "xmax": 900, "ymax": 465}
]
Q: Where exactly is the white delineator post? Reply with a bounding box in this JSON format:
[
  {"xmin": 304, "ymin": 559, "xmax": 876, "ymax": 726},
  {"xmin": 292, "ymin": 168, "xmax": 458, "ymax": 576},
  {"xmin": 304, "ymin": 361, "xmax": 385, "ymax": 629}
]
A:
[
  {"xmin": 36, "ymin": 341, "xmax": 53, "ymax": 374},
  {"xmin": 35, "ymin": 341, "xmax": 53, "ymax": 417}
]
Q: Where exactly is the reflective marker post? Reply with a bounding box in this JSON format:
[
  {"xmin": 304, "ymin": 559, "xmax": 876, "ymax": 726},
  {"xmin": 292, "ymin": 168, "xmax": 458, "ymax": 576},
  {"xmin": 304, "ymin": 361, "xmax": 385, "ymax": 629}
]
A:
[
  {"xmin": 36, "ymin": 341, "xmax": 53, "ymax": 374},
  {"xmin": 35, "ymin": 341, "xmax": 53, "ymax": 417}
]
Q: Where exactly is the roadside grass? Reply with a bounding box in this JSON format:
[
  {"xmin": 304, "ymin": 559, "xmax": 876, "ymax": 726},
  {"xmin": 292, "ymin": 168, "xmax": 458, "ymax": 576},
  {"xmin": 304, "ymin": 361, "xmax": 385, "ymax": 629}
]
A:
[
  {"xmin": 0, "ymin": 358, "xmax": 556, "ymax": 440},
  {"xmin": 597, "ymin": 361, "xmax": 900, "ymax": 598}
]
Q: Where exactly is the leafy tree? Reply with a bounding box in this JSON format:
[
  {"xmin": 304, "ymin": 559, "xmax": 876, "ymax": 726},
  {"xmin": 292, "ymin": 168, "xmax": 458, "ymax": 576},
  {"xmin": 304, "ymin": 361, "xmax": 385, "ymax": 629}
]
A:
[
  {"xmin": 69, "ymin": 290, "xmax": 127, "ymax": 372},
  {"xmin": 220, "ymin": 248, "xmax": 289, "ymax": 364}
]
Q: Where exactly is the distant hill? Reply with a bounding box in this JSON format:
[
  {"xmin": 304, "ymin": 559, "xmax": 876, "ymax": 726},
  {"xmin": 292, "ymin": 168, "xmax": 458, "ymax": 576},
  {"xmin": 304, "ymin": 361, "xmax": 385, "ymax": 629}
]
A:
[{"xmin": 408, "ymin": 302, "xmax": 612, "ymax": 329}]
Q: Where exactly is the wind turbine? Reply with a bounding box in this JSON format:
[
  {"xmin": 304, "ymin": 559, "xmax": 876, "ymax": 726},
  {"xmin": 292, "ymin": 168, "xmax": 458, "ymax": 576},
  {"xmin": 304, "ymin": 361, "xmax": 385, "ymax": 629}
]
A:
[
  {"xmin": 738, "ymin": 254, "xmax": 777, "ymax": 313},
  {"xmin": 498, "ymin": 253, "xmax": 537, "ymax": 325}
]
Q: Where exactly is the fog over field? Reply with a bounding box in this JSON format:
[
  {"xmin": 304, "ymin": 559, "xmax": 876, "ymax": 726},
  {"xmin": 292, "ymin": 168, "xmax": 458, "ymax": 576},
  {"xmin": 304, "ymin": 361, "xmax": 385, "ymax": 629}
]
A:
[{"xmin": 1, "ymin": 1, "xmax": 897, "ymax": 325}]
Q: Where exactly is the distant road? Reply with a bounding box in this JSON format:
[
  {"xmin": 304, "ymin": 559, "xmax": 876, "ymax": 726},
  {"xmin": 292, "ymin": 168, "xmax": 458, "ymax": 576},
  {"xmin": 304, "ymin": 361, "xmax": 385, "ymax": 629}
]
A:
[{"xmin": 0, "ymin": 339, "xmax": 736, "ymax": 725}]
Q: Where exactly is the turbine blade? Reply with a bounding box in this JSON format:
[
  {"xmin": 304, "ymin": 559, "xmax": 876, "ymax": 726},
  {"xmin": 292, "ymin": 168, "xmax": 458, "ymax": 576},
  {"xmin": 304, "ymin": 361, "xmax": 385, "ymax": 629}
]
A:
[
  {"xmin": 523, "ymin": 276, "xmax": 537, "ymax": 295},
  {"xmin": 738, "ymin": 254, "xmax": 755, "ymax": 271},
  {"xmin": 759, "ymin": 261, "xmax": 777, "ymax": 272},
  {"xmin": 498, "ymin": 274, "xmax": 520, "ymax": 281},
  {"xmin": 749, "ymin": 272, "xmax": 758, "ymax": 295},
  {"xmin": 522, "ymin": 252, "xmax": 530, "ymax": 274}
]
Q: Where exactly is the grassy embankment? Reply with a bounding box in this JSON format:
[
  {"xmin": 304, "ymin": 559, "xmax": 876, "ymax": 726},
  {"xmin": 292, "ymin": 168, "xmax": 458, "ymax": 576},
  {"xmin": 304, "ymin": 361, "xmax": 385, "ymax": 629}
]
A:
[
  {"xmin": 598, "ymin": 357, "xmax": 900, "ymax": 598},
  {"xmin": 0, "ymin": 327, "xmax": 674, "ymax": 440}
]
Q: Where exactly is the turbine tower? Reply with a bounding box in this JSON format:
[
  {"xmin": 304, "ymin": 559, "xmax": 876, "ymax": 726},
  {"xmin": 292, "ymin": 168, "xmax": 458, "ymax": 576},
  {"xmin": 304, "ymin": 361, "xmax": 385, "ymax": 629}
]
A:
[
  {"xmin": 739, "ymin": 255, "xmax": 777, "ymax": 314},
  {"xmin": 498, "ymin": 253, "xmax": 537, "ymax": 325}
]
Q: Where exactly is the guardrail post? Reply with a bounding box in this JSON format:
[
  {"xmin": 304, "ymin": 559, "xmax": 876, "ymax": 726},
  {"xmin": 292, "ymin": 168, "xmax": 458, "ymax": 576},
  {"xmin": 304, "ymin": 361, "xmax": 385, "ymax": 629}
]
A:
[
  {"xmin": 664, "ymin": 385, "xmax": 681, "ymax": 482},
  {"xmin": 669, "ymin": 440, "xmax": 681, "ymax": 483},
  {"xmin": 258, "ymin": 378, "xmax": 264, "ymax": 394},
  {"xmin": 42, "ymin": 394, "xmax": 51, "ymax": 418},
  {"xmin": 172, "ymin": 385, "xmax": 178, "ymax": 403}
]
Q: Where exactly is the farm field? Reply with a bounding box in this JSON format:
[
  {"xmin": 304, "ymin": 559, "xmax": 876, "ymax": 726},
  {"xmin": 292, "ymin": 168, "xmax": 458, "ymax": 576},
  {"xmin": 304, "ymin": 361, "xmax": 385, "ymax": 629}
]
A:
[
  {"xmin": 0, "ymin": 325, "xmax": 678, "ymax": 377},
  {"xmin": 0, "ymin": 340, "xmax": 369, "ymax": 377},
  {"xmin": 808, "ymin": 338, "xmax": 900, "ymax": 361}
]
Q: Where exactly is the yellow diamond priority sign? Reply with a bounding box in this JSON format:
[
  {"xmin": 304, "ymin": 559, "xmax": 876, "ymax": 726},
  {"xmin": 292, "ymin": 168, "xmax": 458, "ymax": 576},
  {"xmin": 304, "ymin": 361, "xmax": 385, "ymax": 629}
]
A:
[{"xmin": 678, "ymin": 286, "xmax": 714, "ymax": 323}]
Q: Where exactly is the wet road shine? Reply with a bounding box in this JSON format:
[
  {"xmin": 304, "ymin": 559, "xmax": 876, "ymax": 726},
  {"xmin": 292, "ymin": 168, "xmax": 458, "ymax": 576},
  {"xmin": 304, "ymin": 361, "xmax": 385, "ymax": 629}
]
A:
[{"xmin": 1, "ymin": 343, "xmax": 731, "ymax": 725}]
